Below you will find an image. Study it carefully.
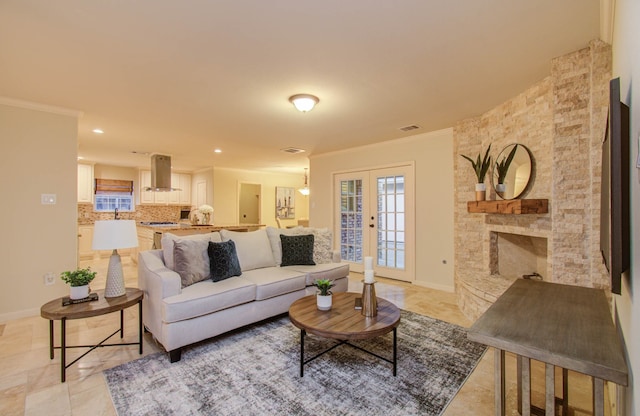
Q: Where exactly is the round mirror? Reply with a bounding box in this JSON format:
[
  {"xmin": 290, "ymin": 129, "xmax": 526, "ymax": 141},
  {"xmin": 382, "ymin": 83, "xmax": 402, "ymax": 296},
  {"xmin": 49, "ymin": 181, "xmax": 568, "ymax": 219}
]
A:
[{"xmin": 492, "ymin": 144, "xmax": 533, "ymax": 200}]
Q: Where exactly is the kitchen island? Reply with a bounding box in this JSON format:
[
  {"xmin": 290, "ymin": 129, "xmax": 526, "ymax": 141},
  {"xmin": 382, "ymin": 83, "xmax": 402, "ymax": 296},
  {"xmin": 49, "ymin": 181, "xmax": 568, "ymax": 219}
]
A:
[{"xmin": 133, "ymin": 223, "xmax": 265, "ymax": 262}]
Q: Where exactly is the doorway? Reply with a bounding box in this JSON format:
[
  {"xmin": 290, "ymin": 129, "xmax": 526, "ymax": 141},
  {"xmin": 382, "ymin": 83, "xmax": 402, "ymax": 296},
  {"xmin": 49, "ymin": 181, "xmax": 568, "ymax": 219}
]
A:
[
  {"xmin": 238, "ymin": 183, "xmax": 261, "ymax": 224},
  {"xmin": 334, "ymin": 164, "xmax": 415, "ymax": 282}
]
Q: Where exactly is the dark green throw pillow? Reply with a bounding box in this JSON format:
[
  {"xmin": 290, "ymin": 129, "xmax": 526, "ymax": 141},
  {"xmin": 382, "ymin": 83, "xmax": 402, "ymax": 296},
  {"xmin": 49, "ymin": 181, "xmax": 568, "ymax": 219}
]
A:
[
  {"xmin": 280, "ymin": 234, "xmax": 316, "ymax": 266},
  {"xmin": 208, "ymin": 240, "xmax": 242, "ymax": 282}
]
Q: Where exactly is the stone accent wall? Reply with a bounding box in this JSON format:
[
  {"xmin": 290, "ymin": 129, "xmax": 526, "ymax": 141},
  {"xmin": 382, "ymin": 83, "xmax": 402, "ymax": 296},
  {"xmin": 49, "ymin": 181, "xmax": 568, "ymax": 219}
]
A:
[{"xmin": 454, "ymin": 40, "xmax": 611, "ymax": 320}]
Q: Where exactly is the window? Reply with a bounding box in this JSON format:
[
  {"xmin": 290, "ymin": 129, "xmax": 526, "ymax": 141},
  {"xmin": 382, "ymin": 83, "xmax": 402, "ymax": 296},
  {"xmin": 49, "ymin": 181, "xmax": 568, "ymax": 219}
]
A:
[
  {"xmin": 94, "ymin": 194, "xmax": 134, "ymax": 212},
  {"xmin": 94, "ymin": 179, "xmax": 134, "ymax": 212}
]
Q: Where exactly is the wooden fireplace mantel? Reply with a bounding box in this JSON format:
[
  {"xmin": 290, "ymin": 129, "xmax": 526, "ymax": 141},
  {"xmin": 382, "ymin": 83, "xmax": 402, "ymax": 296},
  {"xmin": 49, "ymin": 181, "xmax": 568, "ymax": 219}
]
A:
[{"xmin": 467, "ymin": 199, "xmax": 548, "ymax": 214}]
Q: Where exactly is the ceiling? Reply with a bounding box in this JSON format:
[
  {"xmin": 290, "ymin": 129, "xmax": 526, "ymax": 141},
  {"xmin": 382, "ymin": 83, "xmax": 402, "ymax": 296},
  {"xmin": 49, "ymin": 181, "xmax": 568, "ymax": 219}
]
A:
[{"xmin": 0, "ymin": 0, "xmax": 600, "ymax": 172}]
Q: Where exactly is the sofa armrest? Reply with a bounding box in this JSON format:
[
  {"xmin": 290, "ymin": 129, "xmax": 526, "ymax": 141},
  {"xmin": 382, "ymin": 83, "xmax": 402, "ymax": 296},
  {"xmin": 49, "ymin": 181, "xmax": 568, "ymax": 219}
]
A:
[
  {"xmin": 138, "ymin": 250, "xmax": 182, "ymax": 337},
  {"xmin": 332, "ymin": 250, "xmax": 342, "ymax": 263}
]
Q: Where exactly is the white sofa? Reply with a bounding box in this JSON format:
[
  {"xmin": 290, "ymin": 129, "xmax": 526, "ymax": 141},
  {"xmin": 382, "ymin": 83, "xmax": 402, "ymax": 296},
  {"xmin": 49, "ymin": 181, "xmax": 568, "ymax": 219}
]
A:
[{"xmin": 138, "ymin": 226, "xmax": 349, "ymax": 362}]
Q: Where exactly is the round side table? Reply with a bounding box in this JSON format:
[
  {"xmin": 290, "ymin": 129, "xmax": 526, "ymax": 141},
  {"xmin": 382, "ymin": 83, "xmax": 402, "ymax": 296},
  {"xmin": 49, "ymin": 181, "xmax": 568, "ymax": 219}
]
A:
[{"xmin": 40, "ymin": 287, "xmax": 143, "ymax": 382}]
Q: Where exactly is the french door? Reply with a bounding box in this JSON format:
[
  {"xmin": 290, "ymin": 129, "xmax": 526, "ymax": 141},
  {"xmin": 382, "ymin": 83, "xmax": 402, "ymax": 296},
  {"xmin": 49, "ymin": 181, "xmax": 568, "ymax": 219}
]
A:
[{"xmin": 334, "ymin": 164, "xmax": 414, "ymax": 282}]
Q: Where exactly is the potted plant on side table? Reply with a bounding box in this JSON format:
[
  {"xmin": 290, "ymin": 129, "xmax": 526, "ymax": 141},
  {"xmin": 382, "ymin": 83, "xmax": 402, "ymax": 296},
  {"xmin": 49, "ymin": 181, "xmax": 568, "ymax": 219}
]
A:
[
  {"xmin": 461, "ymin": 144, "xmax": 492, "ymax": 201},
  {"xmin": 60, "ymin": 267, "xmax": 97, "ymax": 300},
  {"xmin": 313, "ymin": 279, "xmax": 335, "ymax": 311}
]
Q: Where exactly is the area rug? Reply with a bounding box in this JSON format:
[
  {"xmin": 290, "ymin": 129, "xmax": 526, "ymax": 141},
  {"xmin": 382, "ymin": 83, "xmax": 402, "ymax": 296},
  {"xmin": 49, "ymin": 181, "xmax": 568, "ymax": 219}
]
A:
[{"xmin": 104, "ymin": 310, "xmax": 486, "ymax": 416}]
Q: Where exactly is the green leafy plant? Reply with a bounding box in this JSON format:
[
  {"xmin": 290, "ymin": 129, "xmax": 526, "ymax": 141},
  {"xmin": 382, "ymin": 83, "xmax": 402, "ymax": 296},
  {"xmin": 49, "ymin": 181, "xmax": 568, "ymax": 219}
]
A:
[
  {"xmin": 461, "ymin": 144, "xmax": 492, "ymax": 183},
  {"xmin": 495, "ymin": 144, "xmax": 519, "ymax": 184},
  {"xmin": 60, "ymin": 267, "xmax": 97, "ymax": 287},
  {"xmin": 313, "ymin": 279, "xmax": 335, "ymax": 296}
]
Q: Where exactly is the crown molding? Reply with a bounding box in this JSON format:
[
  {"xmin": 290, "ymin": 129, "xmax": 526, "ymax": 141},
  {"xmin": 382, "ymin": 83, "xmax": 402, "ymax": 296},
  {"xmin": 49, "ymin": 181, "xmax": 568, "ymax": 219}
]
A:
[
  {"xmin": 0, "ymin": 96, "xmax": 83, "ymax": 118},
  {"xmin": 600, "ymin": 0, "xmax": 615, "ymax": 43}
]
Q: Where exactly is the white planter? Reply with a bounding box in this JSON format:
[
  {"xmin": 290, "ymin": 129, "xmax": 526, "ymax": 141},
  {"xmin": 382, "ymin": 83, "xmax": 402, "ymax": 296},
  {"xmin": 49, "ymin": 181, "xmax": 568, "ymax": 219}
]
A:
[
  {"xmin": 317, "ymin": 294, "xmax": 332, "ymax": 311},
  {"xmin": 496, "ymin": 183, "xmax": 506, "ymax": 193},
  {"xmin": 475, "ymin": 183, "xmax": 486, "ymax": 201},
  {"xmin": 70, "ymin": 284, "xmax": 89, "ymax": 300}
]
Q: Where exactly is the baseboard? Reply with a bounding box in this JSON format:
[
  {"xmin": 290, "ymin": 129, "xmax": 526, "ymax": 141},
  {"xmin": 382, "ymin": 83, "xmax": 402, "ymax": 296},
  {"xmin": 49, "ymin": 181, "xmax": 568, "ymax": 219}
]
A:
[
  {"xmin": 0, "ymin": 307, "xmax": 40, "ymax": 324},
  {"xmin": 412, "ymin": 280, "xmax": 454, "ymax": 293}
]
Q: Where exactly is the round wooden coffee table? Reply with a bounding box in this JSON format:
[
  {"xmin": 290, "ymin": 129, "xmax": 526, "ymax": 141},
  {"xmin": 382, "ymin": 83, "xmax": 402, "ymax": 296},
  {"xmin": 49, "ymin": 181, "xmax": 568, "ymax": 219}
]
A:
[
  {"xmin": 289, "ymin": 291, "xmax": 401, "ymax": 377},
  {"xmin": 40, "ymin": 288, "xmax": 143, "ymax": 382}
]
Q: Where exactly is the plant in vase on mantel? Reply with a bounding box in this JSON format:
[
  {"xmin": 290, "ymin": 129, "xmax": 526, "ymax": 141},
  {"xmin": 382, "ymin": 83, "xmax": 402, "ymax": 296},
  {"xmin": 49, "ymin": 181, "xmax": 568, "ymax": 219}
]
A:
[
  {"xmin": 494, "ymin": 144, "xmax": 519, "ymax": 196},
  {"xmin": 60, "ymin": 267, "xmax": 96, "ymax": 300},
  {"xmin": 313, "ymin": 279, "xmax": 335, "ymax": 311},
  {"xmin": 461, "ymin": 144, "xmax": 492, "ymax": 201}
]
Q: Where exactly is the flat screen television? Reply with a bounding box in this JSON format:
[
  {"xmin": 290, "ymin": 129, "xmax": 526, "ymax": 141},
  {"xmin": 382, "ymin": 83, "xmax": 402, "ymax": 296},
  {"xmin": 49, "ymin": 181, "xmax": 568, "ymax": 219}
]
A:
[{"xmin": 600, "ymin": 77, "xmax": 630, "ymax": 295}]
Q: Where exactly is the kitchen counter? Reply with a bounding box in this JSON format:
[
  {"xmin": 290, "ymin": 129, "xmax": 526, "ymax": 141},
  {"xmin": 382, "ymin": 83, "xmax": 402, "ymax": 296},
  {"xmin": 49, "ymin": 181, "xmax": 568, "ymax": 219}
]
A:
[
  {"xmin": 137, "ymin": 223, "xmax": 264, "ymax": 233},
  {"xmin": 134, "ymin": 223, "xmax": 265, "ymax": 254}
]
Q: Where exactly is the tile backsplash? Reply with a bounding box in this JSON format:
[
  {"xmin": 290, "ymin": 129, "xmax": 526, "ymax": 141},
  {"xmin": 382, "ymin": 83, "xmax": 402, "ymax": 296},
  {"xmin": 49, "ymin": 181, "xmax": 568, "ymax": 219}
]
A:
[{"xmin": 78, "ymin": 203, "xmax": 186, "ymax": 225}]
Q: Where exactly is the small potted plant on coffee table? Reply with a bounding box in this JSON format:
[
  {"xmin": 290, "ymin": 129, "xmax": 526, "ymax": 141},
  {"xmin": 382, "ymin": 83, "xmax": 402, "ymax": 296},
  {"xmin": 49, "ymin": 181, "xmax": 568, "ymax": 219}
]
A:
[
  {"xmin": 60, "ymin": 267, "xmax": 97, "ymax": 300},
  {"xmin": 313, "ymin": 279, "xmax": 335, "ymax": 311}
]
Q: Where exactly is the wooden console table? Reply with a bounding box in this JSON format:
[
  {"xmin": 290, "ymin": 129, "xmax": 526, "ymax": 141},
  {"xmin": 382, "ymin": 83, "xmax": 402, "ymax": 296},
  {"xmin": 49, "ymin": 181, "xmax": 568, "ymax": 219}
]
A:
[{"xmin": 468, "ymin": 279, "xmax": 627, "ymax": 416}]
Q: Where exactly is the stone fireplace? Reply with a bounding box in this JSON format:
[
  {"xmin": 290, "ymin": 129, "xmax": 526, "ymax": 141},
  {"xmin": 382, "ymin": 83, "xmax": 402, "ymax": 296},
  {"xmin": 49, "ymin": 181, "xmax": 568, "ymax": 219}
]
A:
[
  {"xmin": 490, "ymin": 232, "xmax": 548, "ymax": 280},
  {"xmin": 454, "ymin": 40, "xmax": 611, "ymax": 321}
]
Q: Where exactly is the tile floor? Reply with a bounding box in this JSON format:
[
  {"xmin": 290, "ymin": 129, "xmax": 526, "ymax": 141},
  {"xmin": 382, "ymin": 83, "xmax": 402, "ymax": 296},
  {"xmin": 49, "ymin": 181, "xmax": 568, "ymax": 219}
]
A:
[{"xmin": 0, "ymin": 256, "xmax": 609, "ymax": 415}]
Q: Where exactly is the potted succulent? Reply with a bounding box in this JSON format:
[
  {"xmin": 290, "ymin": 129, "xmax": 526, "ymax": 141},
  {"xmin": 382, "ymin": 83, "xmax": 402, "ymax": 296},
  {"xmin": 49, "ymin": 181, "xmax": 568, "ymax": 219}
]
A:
[
  {"xmin": 461, "ymin": 144, "xmax": 492, "ymax": 201},
  {"xmin": 60, "ymin": 267, "xmax": 96, "ymax": 299},
  {"xmin": 494, "ymin": 144, "xmax": 519, "ymax": 195},
  {"xmin": 313, "ymin": 279, "xmax": 335, "ymax": 311}
]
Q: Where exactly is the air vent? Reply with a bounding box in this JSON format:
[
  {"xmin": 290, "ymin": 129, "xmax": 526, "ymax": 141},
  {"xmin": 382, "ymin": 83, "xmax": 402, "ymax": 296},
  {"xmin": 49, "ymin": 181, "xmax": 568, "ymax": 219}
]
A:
[
  {"xmin": 131, "ymin": 151, "xmax": 151, "ymax": 156},
  {"xmin": 281, "ymin": 147, "xmax": 306, "ymax": 154},
  {"xmin": 399, "ymin": 124, "xmax": 421, "ymax": 132}
]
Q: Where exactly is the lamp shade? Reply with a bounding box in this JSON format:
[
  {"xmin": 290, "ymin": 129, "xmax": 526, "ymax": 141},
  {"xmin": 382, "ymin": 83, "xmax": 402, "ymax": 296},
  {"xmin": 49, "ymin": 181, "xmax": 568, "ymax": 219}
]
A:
[{"xmin": 92, "ymin": 220, "xmax": 138, "ymax": 250}]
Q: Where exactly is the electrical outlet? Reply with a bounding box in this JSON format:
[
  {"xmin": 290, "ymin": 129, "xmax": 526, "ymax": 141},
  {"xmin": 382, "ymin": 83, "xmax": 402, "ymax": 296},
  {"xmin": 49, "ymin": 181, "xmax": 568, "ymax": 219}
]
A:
[{"xmin": 44, "ymin": 272, "xmax": 56, "ymax": 286}]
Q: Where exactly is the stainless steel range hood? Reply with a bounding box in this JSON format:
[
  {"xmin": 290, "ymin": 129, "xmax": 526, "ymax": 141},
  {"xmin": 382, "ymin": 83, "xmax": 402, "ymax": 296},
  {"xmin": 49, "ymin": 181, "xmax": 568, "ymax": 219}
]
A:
[{"xmin": 144, "ymin": 154, "xmax": 180, "ymax": 192}]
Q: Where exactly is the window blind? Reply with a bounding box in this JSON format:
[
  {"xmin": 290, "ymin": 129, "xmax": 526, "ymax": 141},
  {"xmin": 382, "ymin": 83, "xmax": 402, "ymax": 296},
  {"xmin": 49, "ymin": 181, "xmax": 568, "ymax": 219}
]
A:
[{"xmin": 94, "ymin": 179, "xmax": 134, "ymax": 194}]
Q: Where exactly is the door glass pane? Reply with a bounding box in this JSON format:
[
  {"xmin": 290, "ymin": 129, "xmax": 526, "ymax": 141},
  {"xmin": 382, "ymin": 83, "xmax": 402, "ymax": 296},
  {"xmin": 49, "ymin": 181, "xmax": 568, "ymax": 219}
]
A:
[
  {"xmin": 339, "ymin": 179, "xmax": 363, "ymax": 263},
  {"xmin": 376, "ymin": 175, "xmax": 405, "ymax": 270}
]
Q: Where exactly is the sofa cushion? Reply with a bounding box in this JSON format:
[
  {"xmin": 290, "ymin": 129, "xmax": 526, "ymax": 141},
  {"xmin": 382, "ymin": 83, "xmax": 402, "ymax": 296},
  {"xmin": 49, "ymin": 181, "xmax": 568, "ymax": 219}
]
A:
[
  {"xmin": 220, "ymin": 229, "xmax": 276, "ymax": 271},
  {"xmin": 162, "ymin": 231, "xmax": 222, "ymax": 271},
  {"xmin": 280, "ymin": 234, "xmax": 316, "ymax": 266},
  {"xmin": 162, "ymin": 277, "xmax": 256, "ymax": 323},
  {"xmin": 208, "ymin": 240, "xmax": 242, "ymax": 282},
  {"xmin": 309, "ymin": 228, "xmax": 333, "ymax": 264},
  {"xmin": 241, "ymin": 268, "xmax": 306, "ymax": 301},
  {"xmin": 174, "ymin": 239, "xmax": 211, "ymax": 288},
  {"xmin": 284, "ymin": 262, "xmax": 351, "ymax": 286},
  {"xmin": 265, "ymin": 226, "xmax": 305, "ymax": 265}
]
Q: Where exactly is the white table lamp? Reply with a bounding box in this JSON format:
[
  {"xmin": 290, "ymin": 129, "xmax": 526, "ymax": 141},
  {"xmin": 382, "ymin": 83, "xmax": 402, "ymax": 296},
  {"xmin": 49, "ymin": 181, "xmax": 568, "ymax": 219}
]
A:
[{"xmin": 92, "ymin": 220, "xmax": 138, "ymax": 297}]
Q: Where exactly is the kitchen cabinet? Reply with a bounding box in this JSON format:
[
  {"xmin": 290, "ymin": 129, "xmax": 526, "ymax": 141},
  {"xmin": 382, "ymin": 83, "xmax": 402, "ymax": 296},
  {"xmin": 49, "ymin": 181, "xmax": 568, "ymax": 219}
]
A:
[
  {"xmin": 131, "ymin": 226, "xmax": 155, "ymax": 264},
  {"xmin": 139, "ymin": 170, "xmax": 190, "ymax": 205},
  {"xmin": 77, "ymin": 164, "xmax": 94, "ymax": 203},
  {"xmin": 77, "ymin": 225, "xmax": 95, "ymax": 261},
  {"xmin": 179, "ymin": 173, "xmax": 191, "ymax": 204}
]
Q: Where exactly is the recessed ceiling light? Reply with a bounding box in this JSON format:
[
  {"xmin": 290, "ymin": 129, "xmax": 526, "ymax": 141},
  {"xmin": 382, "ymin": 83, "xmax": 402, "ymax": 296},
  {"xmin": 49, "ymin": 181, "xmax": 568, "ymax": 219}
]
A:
[
  {"xmin": 92, "ymin": 128, "xmax": 104, "ymax": 134},
  {"xmin": 214, "ymin": 149, "xmax": 222, "ymax": 153}
]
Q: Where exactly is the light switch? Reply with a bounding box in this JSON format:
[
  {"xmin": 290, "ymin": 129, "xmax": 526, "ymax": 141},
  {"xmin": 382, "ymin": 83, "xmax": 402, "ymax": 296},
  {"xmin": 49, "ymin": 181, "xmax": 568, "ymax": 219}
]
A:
[{"xmin": 41, "ymin": 194, "xmax": 56, "ymax": 204}]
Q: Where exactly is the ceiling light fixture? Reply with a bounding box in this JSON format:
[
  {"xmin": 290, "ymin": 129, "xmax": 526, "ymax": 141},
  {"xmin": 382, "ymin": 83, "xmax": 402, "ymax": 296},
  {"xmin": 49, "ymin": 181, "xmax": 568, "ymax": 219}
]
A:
[
  {"xmin": 92, "ymin": 128, "xmax": 104, "ymax": 134},
  {"xmin": 289, "ymin": 94, "xmax": 319, "ymax": 112},
  {"xmin": 214, "ymin": 148, "xmax": 222, "ymax": 153},
  {"xmin": 299, "ymin": 168, "xmax": 310, "ymax": 195}
]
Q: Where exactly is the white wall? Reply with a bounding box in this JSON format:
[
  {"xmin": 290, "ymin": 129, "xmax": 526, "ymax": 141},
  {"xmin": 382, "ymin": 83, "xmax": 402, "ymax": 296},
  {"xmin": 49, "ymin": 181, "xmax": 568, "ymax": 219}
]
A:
[
  {"xmin": 310, "ymin": 128, "xmax": 454, "ymax": 291},
  {"xmin": 612, "ymin": 0, "xmax": 640, "ymax": 413},
  {"xmin": 212, "ymin": 167, "xmax": 309, "ymax": 228},
  {"xmin": 0, "ymin": 102, "xmax": 79, "ymax": 320}
]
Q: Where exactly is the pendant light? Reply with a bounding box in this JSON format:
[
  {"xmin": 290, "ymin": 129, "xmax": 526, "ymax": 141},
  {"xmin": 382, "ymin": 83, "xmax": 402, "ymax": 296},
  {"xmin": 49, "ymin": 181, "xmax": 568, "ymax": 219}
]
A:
[{"xmin": 299, "ymin": 168, "xmax": 310, "ymax": 195}]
